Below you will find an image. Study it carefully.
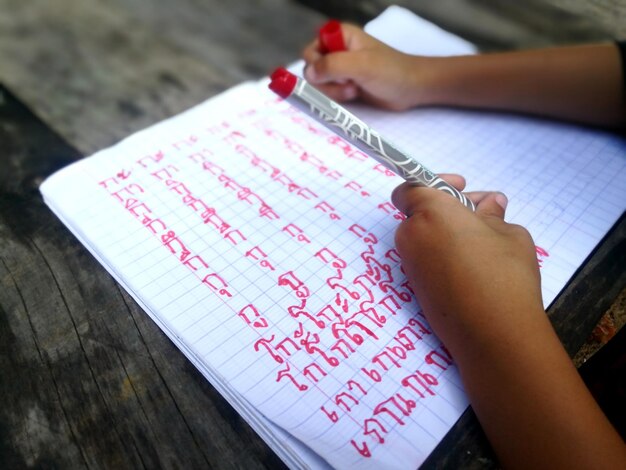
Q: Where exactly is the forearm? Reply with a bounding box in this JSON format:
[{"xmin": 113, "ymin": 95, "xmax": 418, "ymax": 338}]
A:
[
  {"xmin": 392, "ymin": 182, "xmax": 626, "ymax": 467},
  {"xmin": 451, "ymin": 307, "xmax": 626, "ymax": 469},
  {"xmin": 415, "ymin": 43, "xmax": 625, "ymax": 128}
]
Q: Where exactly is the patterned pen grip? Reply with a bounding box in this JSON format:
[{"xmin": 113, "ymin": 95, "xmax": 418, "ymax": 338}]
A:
[
  {"xmin": 378, "ymin": 146, "xmax": 476, "ymax": 211},
  {"xmin": 427, "ymin": 177, "xmax": 475, "ymax": 211},
  {"xmin": 295, "ymin": 80, "xmax": 476, "ymax": 211}
]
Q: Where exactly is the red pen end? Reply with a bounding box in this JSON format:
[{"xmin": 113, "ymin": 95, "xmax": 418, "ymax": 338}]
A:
[
  {"xmin": 319, "ymin": 19, "xmax": 346, "ymax": 54},
  {"xmin": 269, "ymin": 67, "xmax": 297, "ymax": 99}
]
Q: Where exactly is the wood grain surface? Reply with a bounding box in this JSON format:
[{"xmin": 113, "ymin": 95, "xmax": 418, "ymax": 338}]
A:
[
  {"xmin": 0, "ymin": 84, "xmax": 289, "ymax": 469},
  {"xmin": 1, "ymin": 1, "xmax": 624, "ymax": 468},
  {"xmin": 0, "ymin": 0, "xmax": 322, "ymax": 155},
  {"xmin": 296, "ymin": 0, "xmax": 624, "ymax": 49}
]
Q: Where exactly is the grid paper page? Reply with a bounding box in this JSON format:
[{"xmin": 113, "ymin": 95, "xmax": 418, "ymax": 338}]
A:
[
  {"xmin": 354, "ymin": 5, "xmax": 626, "ymax": 308},
  {"xmin": 41, "ymin": 83, "xmax": 469, "ymax": 469},
  {"xmin": 348, "ymin": 104, "xmax": 626, "ymax": 306}
]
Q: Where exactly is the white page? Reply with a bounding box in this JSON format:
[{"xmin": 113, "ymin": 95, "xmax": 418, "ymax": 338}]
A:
[
  {"xmin": 41, "ymin": 6, "xmax": 626, "ymax": 470},
  {"xmin": 364, "ymin": 5, "xmax": 477, "ymax": 56},
  {"xmin": 42, "ymin": 82, "xmax": 469, "ymax": 469},
  {"xmin": 348, "ymin": 103, "xmax": 626, "ymax": 307},
  {"xmin": 344, "ymin": 6, "xmax": 626, "ymax": 308}
]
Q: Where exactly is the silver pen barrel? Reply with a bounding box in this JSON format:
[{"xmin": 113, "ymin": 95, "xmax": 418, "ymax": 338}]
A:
[{"xmin": 291, "ymin": 78, "xmax": 476, "ymax": 211}]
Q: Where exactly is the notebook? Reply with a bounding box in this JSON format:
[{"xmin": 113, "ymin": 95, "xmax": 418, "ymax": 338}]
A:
[{"xmin": 40, "ymin": 6, "xmax": 626, "ymax": 469}]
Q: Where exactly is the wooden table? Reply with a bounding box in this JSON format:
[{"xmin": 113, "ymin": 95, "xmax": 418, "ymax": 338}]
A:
[{"xmin": 1, "ymin": 1, "xmax": 624, "ymax": 468}]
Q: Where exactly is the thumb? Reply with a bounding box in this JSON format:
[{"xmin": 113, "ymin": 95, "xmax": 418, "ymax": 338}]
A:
[{"xmin": 474, "ymin": 192, "xmax": 508, "ymax": 219}]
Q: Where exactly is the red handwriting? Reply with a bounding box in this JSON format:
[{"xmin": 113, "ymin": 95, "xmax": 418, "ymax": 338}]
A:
[
  {"xmin": 198, "ymin": 158, "xmax": 280, "ymax": 221},
  {"xmin": 246, "ymin": 246, "xmax": 275, "ymax": 271},
  {"xmin": 282, "ymin": 223, "xmax": 311, "ymax": 244},
  {"xmin": 95, "ymin": 107, "xmax": 468, "ymax": 465},
  {"xmin": 149, "ymin": 164, "xmax": 249, "ymax": 244},
  {"xmin": 378, "ymin": 201, "xmax": 406, "ymax": 221},
  {"xmin": 225, "ymin": 139, "xmax": 341, "ymax": 220},
  {"xmin": 171, "ymin": 134, "xmax": 199, "ymax": 151},
  {"xmin": 98, "ymin": 177, "xmax": 232, "ymax": 298},
  {"xmin": 254, "ymin": 117, "xmax": 376, "ymax": 201},
  {"xmin": 535, "ymin": 246, "xmax": 550, "ymax": 268}
]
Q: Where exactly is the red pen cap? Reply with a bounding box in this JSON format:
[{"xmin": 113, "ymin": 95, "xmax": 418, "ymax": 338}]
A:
[
  {"xmin": 269, "ymin": 67, "xmax": 297, "ymax": 99},
  {"xmin": 319, "ymin": 19, "xmax": 346, "ymax": 54}
]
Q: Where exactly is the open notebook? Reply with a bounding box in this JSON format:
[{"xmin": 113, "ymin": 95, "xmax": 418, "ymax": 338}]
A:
[{"xmin": 40, "ymin": 6, "xmax": 626, "ymax": 469}]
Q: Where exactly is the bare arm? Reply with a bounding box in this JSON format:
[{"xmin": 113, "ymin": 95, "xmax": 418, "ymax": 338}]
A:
[
  {"xmin": 391, "ymin": 180, "xmax": 626, "ymax": 469},
  {"xmin": 421, "ymin": 44, "xmax": 625, "ymax": 128},
  {"xmin": 303, "ymin": 25, "xmax": 625, "ymax": 128}
]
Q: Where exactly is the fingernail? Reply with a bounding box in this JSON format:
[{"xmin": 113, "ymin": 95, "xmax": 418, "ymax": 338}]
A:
[
  {"xmin": 495, "ymin": 192, "xmax": 508, "ymax": 210},
  {"xmin": 342, "ymin": 84, "xmax": 358, "ymax": 100},
  {"xmin": 304, "ymin": 65, "xmax": 317, "ymax": 82}
]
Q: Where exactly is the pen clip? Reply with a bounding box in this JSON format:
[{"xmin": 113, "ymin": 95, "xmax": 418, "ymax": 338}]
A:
[{"xmin": 319, "ymin": 19, "xmax": 346, "ymax": 54}]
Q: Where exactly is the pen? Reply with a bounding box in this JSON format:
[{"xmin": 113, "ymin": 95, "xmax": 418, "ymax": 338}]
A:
[
  {"xmin": 268, "ymin": 67, "xmax": 476, "ymax": 211},
  {"xmin": 318, "ymin": 19, "xmax": 346, "ymax": 54}
]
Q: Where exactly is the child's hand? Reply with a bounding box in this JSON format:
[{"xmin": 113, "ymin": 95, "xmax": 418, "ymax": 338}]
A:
[
  {"xmin": 391, "ymin": 178, "xmax": 545, "ymax": 361},
  {"xmin": 304, "ymin": 26, "xmax": 625, "ymax": 127},
  {"xmin": 302, "ymin": 23, "xmax": 432, "ymax": 111},
  {"xmin": 392, "ymin": 178, "xmax": 626, "ymax": 468}
]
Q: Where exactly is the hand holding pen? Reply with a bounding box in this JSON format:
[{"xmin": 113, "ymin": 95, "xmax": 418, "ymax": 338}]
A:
[
  {"xmin": 304, "ymin": 20, "xmax": 626, "ymax": 128},
  {"xmin": 302, "ymin": 21, "xmax": 433, "ymax": 112},
  {"xmin": 296, "ymin": 19, "xmax": 626, "ymax": 470},
  {"xmin": 269, "ymin": 66, "xmax": 475, "ymax": 210}
]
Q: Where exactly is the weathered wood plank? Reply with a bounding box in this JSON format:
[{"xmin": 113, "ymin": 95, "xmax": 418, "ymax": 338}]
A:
[
  {"xmin": 544, "ymin": 0, "xmax": 626, "ymax": 37},
  {"xmin": 295, "ymin": 0, "xmax": 622, "ymax": 50},
  {"xmin": 0, "ymin": 0, "xmax": 323, "ymax": 155},
  {"xmin": 0, "ymin": 75, "xmax": 285, "ymax": 470}
]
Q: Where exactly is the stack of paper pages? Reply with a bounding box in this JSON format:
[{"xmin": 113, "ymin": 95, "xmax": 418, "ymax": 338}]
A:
[{"xmin": 41, "ymin": 6, "xmax": 626, "ymax": 469}]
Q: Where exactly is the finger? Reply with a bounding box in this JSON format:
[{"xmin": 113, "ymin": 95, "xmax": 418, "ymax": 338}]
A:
[
  {"xmin": 391, "ymin": 174, "xmax": 467, "ymax": 215},
  {"xmin": 391, "ymin": 174, "xmax": 465, "ymax": 209},
  {"xmin": 307, "ymin": 23, "xmax": 366, "ymax": 57},
  {"xmin": 391, "ymin": 183, "xmax": 438, "ymax": 217},
  {"xmin": 437, "ymin": 173, "xmax": 466, "ymax": 191},
  {"xmin": 303, "ymin": 79, "xmax": 359, "ymax": 101},
  {"xmin": 340, "ymin": 23, "xmax": 385, "ymax": 51},
  {"xmin": 474, "ymin": 192, "xmax": 508, "ymax": 219},
  {"xmin": 302, "ymin": 39, "xmax": 323, "ymax": 64},
  {"xmin": 304, "ymin": 51, "xmax": 371, "ymax": 85},
  {"xmin": 318, "ymin": 19, "xmax": 345, "ymax": 53},
  {"xmin": 465, "ymin": 191, "xmax": 491, "ymax": 205},
  {"xmin": 390, "ymin": 182, "xmax": 410, "ymax": 212}
]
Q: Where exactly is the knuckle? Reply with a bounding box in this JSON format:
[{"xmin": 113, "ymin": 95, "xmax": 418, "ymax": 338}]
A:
[
  {"xmin": 507, "ymin": 223, "xmax": 536, "ymax": 248},
  {"xmin": 310, "ymin": 60, "xmax": 322, "ymax": 76},
  {"xmin": 394, "ymin": 219, "xmax": 424, "ymax": 253}
]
